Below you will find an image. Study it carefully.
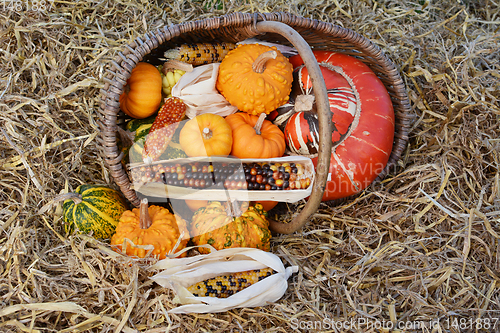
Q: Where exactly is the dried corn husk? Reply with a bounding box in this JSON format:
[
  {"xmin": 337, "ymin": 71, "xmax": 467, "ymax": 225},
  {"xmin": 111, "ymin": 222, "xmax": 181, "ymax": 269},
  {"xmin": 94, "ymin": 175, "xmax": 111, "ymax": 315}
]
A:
[
  {"xmin": 150, "ymin": 246, "xmax": 298, "ymax": 313},
  {"xmin": 237, "ymin": 38, "xmax": 298, "ymax": 58},
  {"xmin": 171, "ymin": 63, "xmax": 238, "ymax": 118}
]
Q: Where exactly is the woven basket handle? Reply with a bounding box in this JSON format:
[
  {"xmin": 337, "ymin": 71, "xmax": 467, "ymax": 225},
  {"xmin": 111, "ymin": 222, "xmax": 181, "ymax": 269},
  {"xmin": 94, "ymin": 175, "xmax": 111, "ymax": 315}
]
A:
[{"xmin": 255, "ymin": 21, "xmax": 332, "ymax": 234}]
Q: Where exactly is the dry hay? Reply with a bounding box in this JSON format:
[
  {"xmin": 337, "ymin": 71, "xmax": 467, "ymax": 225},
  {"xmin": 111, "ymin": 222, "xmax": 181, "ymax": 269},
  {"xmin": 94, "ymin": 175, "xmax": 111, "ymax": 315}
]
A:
[{"xmin": 1, "ymin": 0, "xmax": 499, "ymax": 332}]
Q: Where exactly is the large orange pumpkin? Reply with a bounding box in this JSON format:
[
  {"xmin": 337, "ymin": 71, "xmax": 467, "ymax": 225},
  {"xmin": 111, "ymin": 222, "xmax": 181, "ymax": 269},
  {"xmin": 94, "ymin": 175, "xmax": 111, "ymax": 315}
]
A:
[
  {"xmin": 274, "ymin": 51, "xmax": 395, "ymax": 201},
  {"xmin": 179, "ymin": 113, "xmax": 233, "ymax": 157},
  {"xmin": 225, "ymin": 112, "xmax": 286, "ymax": 159},
  {"xmin": 119, "ymin": 62, "xmax": 163, "ymax": 119}
]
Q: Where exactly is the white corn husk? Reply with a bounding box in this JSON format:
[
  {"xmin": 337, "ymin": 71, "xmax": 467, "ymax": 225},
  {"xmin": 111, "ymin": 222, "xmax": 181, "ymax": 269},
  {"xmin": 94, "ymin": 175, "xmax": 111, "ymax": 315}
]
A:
[
  {"xmin": 171, "ymin": 63, "xmax": 238, "ymax": 119},
  {"xmin": 236, "ymin": 38, "xmax": 298, "ymax": 57},
  {"xmin": 150, "ymin": 246, "xmax": 298, "ymax": 314}
]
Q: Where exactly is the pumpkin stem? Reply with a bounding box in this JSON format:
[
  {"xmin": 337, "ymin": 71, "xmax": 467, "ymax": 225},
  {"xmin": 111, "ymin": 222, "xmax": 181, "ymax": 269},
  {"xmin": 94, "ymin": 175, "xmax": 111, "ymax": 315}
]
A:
[
  {"xmin": 202, "ymin": 127, "xmax": 213, "ymax": 140},
  {"xmin": 139, "ymin": 198, "xmax": 152, "ymax": 229},
  {"xmin": 252, "ymin": 50, "xmax": 277, "ymax": 74},
  {"xmin": 253, "ymin": 113, "xmax": 267, "ymax": 135}
]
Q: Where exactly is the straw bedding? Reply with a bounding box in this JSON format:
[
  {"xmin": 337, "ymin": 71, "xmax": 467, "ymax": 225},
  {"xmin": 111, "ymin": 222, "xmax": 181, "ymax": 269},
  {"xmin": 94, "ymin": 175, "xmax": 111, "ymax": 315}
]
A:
[{"xmin": 1, "ymin": 0, "xmax": 499, "ymax": 332}]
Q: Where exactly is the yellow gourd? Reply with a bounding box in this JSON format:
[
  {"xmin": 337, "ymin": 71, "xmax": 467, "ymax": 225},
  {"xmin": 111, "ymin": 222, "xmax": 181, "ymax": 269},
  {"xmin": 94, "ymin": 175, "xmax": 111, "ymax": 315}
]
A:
[{"xmin": 179, "ymin": 113, "xmax": 233, "ymax": 157}]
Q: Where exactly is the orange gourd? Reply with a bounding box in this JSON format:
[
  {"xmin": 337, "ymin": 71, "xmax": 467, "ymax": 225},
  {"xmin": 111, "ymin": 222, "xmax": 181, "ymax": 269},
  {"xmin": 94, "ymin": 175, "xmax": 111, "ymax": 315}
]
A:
[
  {"xmin": 255, "ymin": 201, "xmax": 278, "ymax": 212},
  {"xmin": 225, "ymin": 112, "xmax": 286, "ymax": 159},
  {"xmin": 119, "ymin": 62, "xmax": 162, "ymax": 119},
  {"xmin": 185, "ymin": 199, "xmax": 208, "ymax": 212},
  {"xmin": 179, "ymin": 113, "xmax": 233, "ymax": 157},
  {"xmin": 110, "ymin": 199, "xmax": 189, "ymax": 259},
  {"xmin": 216, "ymin": 44, "xmax": 293, "ymax": 115}
]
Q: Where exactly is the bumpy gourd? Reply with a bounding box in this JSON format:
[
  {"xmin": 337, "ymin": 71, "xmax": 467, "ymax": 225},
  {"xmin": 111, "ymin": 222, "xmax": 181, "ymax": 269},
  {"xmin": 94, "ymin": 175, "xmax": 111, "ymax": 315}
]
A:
[
  {"xmin": 111, "ymin": 199, "xmax": 189, "ymax": 259},
  {"xmin": 190, "ymin": 201, "xmax": 271, "ymax": 254},
  {"xmin": 216, "ymin": 44, "xmax": 293, "ymax": 115}
]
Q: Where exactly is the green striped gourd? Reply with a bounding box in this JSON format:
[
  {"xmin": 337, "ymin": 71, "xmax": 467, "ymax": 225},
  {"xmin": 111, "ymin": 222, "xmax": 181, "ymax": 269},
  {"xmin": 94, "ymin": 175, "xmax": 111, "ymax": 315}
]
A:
[
  {"xmin": 124, "ymin": 117, "xmax": 187, "ymax": 164},
  {"xmin": 126, "ymin": 114, "xmax": 156, "ymax": 139},
  {"xmin": 62, "ymin": 185, "xmax": 128, "ymax": 239}
]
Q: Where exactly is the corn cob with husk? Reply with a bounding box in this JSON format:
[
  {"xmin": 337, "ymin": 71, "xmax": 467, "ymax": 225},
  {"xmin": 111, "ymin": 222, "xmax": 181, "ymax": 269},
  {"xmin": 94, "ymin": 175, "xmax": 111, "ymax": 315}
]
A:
[
  {"xmin": 150, "ymin": 247, "xmax": 298, "ymax": 314},
  {"xmin": 187, "ymin": 267, "xmax": 277, "ymax": 298},
  {"xmin": 142, "ymin": 97, "xmax": 186, "ymax": 163},
  {"xmin": 164, "ymin": 42, "xmax": 236, "ymax": 66},
  {"xmin": 159, "ymin": 60, "xmax": 193, "ymax": 97}
]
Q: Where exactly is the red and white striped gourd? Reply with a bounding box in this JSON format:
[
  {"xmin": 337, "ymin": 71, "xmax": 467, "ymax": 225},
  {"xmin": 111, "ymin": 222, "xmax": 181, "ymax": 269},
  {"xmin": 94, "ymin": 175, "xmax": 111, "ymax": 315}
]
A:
[{"xmin": 269, "ymin": 51, "xmax": 395, "ymax": 201}]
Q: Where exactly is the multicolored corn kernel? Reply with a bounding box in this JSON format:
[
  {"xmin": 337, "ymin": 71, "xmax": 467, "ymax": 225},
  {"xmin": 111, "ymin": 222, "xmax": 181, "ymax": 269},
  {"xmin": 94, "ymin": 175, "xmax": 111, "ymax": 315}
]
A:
[
  {"xmin": 187, "ymin": 267, "xmax": 277, "ymax": 298},
  {"xmin": 142, "ymin": 97, "xmax": 186, "ymax": 162},
  {"xmin": 164, "ymin": 42, "xmax": 236, "ymax": 66},
  {"xmin": 130, "ymin": 161, "xmax": 311, "ymax": 191}
]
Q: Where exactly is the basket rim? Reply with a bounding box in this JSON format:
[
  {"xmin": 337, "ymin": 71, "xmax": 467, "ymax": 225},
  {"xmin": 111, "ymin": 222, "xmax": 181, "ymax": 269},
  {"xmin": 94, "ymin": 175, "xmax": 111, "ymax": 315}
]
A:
[{"xmin": 98, "ymin": 11, "xmax": 413, "ymax": 210}]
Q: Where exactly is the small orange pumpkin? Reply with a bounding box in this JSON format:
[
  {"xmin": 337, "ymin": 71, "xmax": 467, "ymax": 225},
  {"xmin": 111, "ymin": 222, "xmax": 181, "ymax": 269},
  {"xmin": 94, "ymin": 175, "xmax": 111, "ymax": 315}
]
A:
[
  {"xmin": 216, "ymin": 44, "xmax": 293, "ymax": 115},
  {"xmin": 119, "ymin": 62, "xmax": 162, "ymax": 119},
  {"xmin": 255, "ymin": 201, "xmax": 278, "ymax": 212},
  {"xmin": 110, "ymin": 199, "xmax": 189, "ymax": 259},
  {"xmin": 225, "ymin": 112, "xmax": 286, "ymax": 159},
  {"xmin": 185, "ymin": 199, "xmax": 208, "ymax": 212},
  {"xmin": 179, "ymin": 113, "xmax": 233, "ymax": 157}
]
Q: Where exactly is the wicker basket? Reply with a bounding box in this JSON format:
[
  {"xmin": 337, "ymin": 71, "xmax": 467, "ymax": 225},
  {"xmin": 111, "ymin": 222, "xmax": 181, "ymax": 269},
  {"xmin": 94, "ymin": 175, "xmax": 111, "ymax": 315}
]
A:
[{"xmin": 97, "ymin": 12, "xmax": 412, "ymax": 234}]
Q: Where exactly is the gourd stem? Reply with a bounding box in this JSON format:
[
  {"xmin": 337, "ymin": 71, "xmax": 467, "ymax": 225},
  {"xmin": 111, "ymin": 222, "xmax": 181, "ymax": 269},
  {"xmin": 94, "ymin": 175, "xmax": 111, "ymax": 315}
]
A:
[
  {"xmin": 71, "ymin": 195, "xmax": 83, "ymax": 205},
  {"xmin": 224, "ymin": 200, "xmax": 242, "ymax": 217},
  {"xmin": 294, "ymin": 94, "xmax": 315, "ymax": 113},
  {"xmin": 116, "ymin": 126, "xmax": 135, "ymax": 148},
  {"xmin": 252, "ymin": 50, "xmax": 277, "ymax": 74},
  {"xmin": 253, "ymin": 113, "xmax": 267, "ymax": 135},
  {"xmin": 37, "ymin": 192, "xmax": 82, "ymax": 215},
  {"xmin": 202, "ymin": 127, "xmax": 212, "ymax": 140},
  {"xmin": 139, "ymin": 198, "xmax": 152, "ymax": 229}
]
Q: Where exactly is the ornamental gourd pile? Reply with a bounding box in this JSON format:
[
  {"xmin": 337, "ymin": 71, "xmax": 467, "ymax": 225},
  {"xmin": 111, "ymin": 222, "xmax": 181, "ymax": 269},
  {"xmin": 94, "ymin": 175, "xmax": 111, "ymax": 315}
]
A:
[
  {"xmin": 118, "ymin": 41, "xmax": 394, "ymax": 203},
  {"xmin": 77, "ymin": 39, "xmax": 395, "ymax": 259}
]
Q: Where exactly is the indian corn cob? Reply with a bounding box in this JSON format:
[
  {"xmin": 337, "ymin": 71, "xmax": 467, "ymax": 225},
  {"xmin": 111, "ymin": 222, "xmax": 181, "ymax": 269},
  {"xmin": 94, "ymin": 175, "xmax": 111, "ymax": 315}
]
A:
[
  {"xmin": 143, "ymin": 97, "xmax": 186, "ymax": 162},
  {"xmin": 130, "ymin": 161, "xmax": 311, "ymax": 190},
  {"xmin": 187, "ymin": 268, "xmax": 277, "ymax": 298},
  {"xmin": 164, "ymin": 42, "xmax": 236, "ymax": 66}
]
